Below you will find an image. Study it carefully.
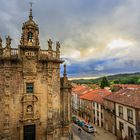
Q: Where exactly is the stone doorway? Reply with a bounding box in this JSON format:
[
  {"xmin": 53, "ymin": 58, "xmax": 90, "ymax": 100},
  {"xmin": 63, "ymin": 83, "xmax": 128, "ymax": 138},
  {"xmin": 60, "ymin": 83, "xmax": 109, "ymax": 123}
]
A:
[{"xmin": 24, "ymin": 124, "xmax": 36, "ymax": 140}]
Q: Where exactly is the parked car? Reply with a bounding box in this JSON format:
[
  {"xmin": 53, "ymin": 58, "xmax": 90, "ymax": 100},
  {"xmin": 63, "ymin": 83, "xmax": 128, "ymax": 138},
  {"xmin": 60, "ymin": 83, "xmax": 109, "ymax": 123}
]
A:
[
  {"xmin": 82, "ymin": 124, "xmax": 94, "ymax": 133},
  {"xmin": 77, "ymin": 120, "xmax": 86, "ymax": 127}
]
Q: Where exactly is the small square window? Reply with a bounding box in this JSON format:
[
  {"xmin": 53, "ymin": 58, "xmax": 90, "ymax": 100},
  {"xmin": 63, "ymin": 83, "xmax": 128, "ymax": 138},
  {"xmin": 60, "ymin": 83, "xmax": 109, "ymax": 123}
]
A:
[{"xmin": 26, "ymin": 83, "xmax": 34, "ymax": 93}]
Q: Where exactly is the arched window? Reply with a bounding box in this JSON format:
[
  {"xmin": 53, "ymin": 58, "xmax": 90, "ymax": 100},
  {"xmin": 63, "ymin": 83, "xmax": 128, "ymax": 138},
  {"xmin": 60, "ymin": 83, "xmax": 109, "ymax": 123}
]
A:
[{"xmin": 28, "ymin": 32, "xmax": 33, "ymax": 41}]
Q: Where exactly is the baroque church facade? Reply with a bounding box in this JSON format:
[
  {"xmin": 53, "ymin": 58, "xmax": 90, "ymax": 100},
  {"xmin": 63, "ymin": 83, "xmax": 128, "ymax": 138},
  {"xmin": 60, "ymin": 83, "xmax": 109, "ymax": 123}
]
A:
[{"xmin": 0, "ymin": 7, "xmax": 72, "ymax": 140}]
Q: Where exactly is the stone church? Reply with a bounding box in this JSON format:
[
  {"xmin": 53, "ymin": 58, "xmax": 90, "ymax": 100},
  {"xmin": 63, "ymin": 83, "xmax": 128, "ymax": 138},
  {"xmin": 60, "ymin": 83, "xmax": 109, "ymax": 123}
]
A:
[{"xmin": 0, "ymin": 6, "xmax": 72, "ymax": 140}]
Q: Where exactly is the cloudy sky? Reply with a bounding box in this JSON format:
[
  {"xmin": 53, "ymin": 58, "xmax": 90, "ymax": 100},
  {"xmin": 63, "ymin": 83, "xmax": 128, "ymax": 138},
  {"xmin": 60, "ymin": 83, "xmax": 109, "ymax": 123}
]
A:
[{"xmin": 0, "ymin": 0, "xmax": 140, "ymax": 78}]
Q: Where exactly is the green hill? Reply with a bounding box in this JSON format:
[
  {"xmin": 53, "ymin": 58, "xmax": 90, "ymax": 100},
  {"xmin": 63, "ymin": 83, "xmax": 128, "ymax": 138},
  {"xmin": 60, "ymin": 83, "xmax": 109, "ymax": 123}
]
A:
[{"xmin": 71, "ymin": 72, "xmax": 140, "ymax": 85}]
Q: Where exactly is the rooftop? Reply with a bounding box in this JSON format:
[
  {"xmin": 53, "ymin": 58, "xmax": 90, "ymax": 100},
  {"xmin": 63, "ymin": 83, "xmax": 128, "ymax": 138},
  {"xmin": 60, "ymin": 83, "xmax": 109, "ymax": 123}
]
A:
[
  {"xmin": 104, "ymin": 88, "xmax": 140, "ymax": 109},
  {"xmin": 72, "ymin": 85, "xmax": 90, "ymax": 96},
  {"xmin": 112, "ymin": 84, "xmax": 140, "ymax": 89},
  {"xmin": 80, "ymin": 89, "xmax": 111, "ymax": 104}
]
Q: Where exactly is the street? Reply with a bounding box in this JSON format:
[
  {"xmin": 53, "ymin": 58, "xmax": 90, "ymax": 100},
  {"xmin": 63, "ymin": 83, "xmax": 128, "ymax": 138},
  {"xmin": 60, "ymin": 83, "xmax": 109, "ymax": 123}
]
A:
[
  {"xmin": 72, "ymin": 123, "xmax": 94, "ymax": 140},
  {"xmin": 72, "ymin": 123, "xmax": 117, "ymax": 140}
]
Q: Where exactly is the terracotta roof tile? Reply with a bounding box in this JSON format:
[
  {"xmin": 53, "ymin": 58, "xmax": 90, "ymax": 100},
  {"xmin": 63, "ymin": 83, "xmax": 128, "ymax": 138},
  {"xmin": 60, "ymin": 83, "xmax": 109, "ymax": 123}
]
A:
[
  {"xmin": 72, "ymin": 86, "xmax": 90, "ymax": 96},
  {"xmin": 80, "ymin": 89, "xmax": 111, "ymax": 104},
  {"xmin": 104, "ymin": 89, "xmax": 140, "ymax": 108},
  {"xmin": 113, "ymin": 84, "xmax": 140, "ymax": 89}
]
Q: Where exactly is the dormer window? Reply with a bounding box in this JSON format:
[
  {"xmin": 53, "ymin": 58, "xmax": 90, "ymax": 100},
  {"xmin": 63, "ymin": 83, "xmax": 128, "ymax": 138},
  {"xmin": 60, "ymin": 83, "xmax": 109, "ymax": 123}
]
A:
[{"xmin": 28, "ymin": 31, "xmax": 33, "ymax": 41}]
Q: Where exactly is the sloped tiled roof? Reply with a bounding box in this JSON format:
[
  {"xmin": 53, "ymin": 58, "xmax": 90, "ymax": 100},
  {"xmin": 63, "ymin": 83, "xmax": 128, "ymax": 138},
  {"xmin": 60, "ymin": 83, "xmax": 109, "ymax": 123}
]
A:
[
  {"xmin": 72, "ymin": 85, "xmax": 90, "ymax": 96},
  {"xmin": 104, "ymin": 89, "xmax": 140, "ymax": 109},
  {"xmin": 80, "ymin": 89, "xmax": 111, "ymax": 104},
  {"xmin": 113, "ymin": 84, "xmax": 140, "ymax": 89}
]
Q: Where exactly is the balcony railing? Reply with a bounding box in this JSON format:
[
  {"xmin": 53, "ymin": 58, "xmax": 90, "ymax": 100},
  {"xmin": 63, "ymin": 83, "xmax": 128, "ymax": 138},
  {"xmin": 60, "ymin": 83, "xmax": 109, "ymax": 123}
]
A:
[
  {"xmin": 39, "ymin": 50, "xmax": 60, "ymax": 61},
  {"xmin": 11, "ymin": 48, "xmax": 19, "ymax": 58}
]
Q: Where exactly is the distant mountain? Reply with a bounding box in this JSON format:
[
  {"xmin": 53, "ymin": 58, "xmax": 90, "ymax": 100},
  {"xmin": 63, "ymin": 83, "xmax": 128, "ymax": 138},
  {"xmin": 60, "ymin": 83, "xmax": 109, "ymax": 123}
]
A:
[{"xmin": 71, "ymin": 72, "xmax": 140, "ymax": 85}]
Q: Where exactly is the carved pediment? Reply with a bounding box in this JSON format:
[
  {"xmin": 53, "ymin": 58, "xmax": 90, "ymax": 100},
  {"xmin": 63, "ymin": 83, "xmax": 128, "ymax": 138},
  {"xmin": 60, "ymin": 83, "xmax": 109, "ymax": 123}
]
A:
[
  {"xmin": 21, "ymin": 94, "xmax": 38, "ymax": 103},
  {"xmin": 20, "ymin": 94, "xmax": 40, "ymax": 122}
]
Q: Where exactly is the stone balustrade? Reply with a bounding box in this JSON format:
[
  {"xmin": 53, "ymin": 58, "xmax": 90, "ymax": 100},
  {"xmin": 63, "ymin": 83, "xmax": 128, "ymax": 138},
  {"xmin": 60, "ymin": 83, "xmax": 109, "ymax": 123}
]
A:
[
  {"xmin": 0, "ymin": 48, "xmax": 62, "ymax": 62},
  {"xmin": 11, "ymin": 48, "xmax": 19, "ymax": 58},
  {"xmin": 39, "ymin": 49, "xmax": 61, "ymax": 61}
]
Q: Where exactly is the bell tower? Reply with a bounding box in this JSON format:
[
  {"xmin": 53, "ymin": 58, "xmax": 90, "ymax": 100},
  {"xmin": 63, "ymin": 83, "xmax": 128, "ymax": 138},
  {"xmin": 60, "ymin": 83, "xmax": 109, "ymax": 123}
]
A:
[{"xmin": 20, "ymin": 3, "xmax": 39, "ymax": 48}]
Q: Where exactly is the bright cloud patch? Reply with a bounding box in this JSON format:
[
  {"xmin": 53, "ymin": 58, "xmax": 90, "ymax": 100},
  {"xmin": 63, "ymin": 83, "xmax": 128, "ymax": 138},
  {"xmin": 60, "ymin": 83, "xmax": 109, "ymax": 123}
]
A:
[{"xmin": 107, "ymin": 39, "xmax": 133, "ymax": 49}]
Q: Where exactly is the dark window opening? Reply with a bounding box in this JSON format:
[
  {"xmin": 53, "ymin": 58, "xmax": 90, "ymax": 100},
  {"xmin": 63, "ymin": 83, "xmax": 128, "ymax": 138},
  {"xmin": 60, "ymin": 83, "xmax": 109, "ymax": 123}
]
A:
[
  {"xmin": 119, "ymin": 121, "xmax": 124, "ymax": 132},
  {"xmin": 24, "ymin": 125, "xmax": 35, "ymax": 140},
  {"xmin": 127, "ymin": 109, "xmax": 133, "ymax": 123},
  {"xmin": 119, "ymin": 106, "xmax": 123, "ymax": 118},
  {"xmin": 128, "ymin": 127, "xmax": 134, "ymax": 140},
  {"xmin": 26, "ymin": 83, "xmax": 34, "ymax": 93}
]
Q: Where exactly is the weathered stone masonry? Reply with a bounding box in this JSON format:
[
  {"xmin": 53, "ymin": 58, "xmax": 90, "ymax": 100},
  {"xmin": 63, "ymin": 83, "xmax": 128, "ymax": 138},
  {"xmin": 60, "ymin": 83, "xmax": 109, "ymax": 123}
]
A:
[{"xmin": 0, "ymin": 7, "xmax": 71, "ymax": 140}]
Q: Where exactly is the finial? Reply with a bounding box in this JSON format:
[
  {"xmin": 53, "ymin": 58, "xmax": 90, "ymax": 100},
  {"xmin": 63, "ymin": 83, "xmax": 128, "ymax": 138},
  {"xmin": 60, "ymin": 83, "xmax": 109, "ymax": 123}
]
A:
[
  {"xmin": 63, "ymin": 64, "xmax": 67, "ymax": 77},
  {"xmin": 29, "ymin": 2, "xmax": 33, "ymax": 20}
]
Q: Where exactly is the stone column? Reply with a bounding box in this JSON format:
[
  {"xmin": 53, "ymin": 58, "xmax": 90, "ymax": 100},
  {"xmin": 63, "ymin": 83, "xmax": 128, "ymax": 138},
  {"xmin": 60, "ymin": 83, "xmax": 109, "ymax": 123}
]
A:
[
  {"xmin": 3, "ymin": 65, "xmax": 11, "ymax": 140},
  {"xmin": 47, "ymin": 62, "xmax": 54, "ymax": 138},
  {"xmin": 0, "ymin": 36, "xmax": 3, "ymax": 56}
]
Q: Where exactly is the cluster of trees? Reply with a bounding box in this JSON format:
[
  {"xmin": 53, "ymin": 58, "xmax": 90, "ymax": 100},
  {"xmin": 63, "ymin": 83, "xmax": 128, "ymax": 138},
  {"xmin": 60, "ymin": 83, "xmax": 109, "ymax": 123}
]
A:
[
  {"xmin": 112, "ymin": 78, "xmax": 140, "ymax": 84},
  {"xmin": 71, "ymin": 72, "xmax": 140, "ymax": 86}
]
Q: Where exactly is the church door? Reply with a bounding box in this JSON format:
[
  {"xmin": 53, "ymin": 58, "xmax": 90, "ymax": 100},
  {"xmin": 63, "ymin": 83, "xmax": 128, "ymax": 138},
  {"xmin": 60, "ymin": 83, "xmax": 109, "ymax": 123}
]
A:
[{"xmin": 24, "ymin": 124, "xmax": 35, "ymax": 140}]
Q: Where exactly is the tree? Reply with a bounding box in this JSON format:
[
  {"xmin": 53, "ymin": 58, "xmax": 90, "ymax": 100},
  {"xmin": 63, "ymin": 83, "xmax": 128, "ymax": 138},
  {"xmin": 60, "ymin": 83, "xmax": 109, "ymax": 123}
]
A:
[
  {"xmin": 100, "ymin": 76, "xmax": 110, "ymax": 89},
  {"xmin": 113, "ymin": 79, "xmax": 120, "ymax": 84},
  {"xmin": 137, "ymin": 79, "xmax": 140, "ymax": 84}
]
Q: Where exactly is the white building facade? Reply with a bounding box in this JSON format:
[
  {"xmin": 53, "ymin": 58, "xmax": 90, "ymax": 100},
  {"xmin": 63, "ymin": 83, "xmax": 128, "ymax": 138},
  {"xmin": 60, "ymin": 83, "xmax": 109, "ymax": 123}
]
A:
[
  {"xmin": 116, "ymin": 103, "xmax": 136, "ymax": 140},
  {"xmin": 93, "ymin": 102, "xmax": 104, "ymax": 127}
]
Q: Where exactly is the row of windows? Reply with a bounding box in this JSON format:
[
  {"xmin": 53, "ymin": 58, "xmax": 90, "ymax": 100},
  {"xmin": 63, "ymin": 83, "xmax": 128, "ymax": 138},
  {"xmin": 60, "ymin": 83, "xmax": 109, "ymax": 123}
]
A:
[
  {"xmin": 118, "ymin": 106, "xmax": 133, "ymax": 123},
  {"xmin": 93, "ymin": 110, "xmax": 103, "ymax": 118},
  {"xmin": 93, "ymin": 102, "xmax": 103, "ymax": 110}
]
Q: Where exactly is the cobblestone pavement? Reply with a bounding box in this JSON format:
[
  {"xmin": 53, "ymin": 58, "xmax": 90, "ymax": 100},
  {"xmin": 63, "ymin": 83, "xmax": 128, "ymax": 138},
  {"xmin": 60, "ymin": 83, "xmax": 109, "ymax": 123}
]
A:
[{"xmin": 72, "ymin": 123, "xmax": 117, "ymax": 140}]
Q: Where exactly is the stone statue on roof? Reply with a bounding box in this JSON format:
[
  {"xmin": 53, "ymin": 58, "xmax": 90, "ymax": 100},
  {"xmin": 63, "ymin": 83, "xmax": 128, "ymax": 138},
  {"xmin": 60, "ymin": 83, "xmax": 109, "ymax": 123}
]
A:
[
  {"xmin": 48, "ymin": 39, "xmax": 53, "ymax": 50},
  {"xmin": 6, "ymin": 35, "xmax": 12, "ymax": 48},
  {"xmin": 56, "ymin": 41, "xmax": 60, "ymax": 52}
]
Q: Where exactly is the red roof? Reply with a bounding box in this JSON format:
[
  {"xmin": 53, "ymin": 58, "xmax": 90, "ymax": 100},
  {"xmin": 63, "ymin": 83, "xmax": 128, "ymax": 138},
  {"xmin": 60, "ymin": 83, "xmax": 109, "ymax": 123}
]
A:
[
  {"xmin": 72, "ymin": 86, "xmax": 90, "ymax": 96},
  {"xmin": 80, "ymin": 89, "xmax": 111, "ymax": 104},
  {"xmin": 113, "ymin": 84, "xmax": 140, "ymax": 89},
  {"xmin": 104, "ymin": 89, "xmax": 140, "ymax": 109}
]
